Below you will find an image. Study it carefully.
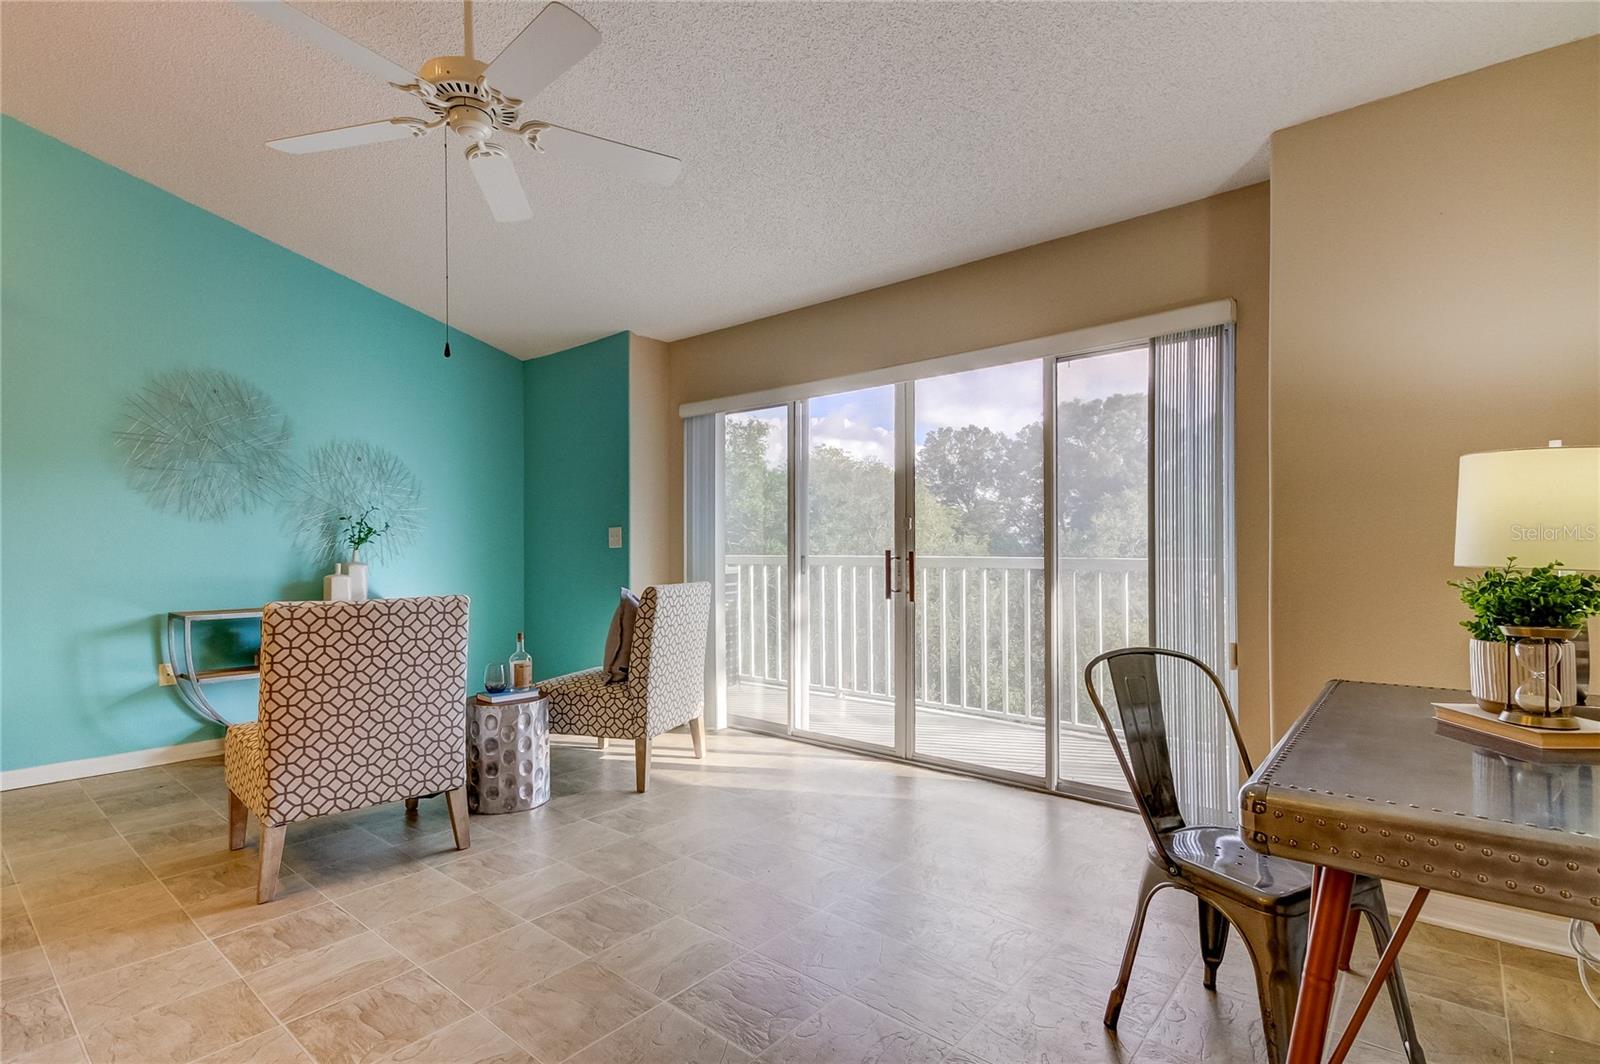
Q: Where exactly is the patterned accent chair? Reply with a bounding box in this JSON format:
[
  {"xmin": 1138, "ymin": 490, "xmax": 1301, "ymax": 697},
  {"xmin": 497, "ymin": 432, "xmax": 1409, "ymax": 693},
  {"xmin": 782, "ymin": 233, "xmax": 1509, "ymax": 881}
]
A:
[
  {"xmin": 542, "ymin": 582, "xmax": 711, "ymax": 792},
  {"xmin": 224, "ymin": 595, "xmax": 471, "ymax": 903}
]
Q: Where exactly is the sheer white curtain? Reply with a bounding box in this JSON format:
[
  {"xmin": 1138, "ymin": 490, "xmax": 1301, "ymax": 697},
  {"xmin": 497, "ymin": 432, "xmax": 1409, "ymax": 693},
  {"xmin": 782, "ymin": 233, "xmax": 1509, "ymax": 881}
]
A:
[
  {"xmin": 684, "ymin": 413, "xmax": 726, "ymax": 729},
  {"xmin": 1151, "ymin": 323, "xmax": 1239, "ymax": 825}
]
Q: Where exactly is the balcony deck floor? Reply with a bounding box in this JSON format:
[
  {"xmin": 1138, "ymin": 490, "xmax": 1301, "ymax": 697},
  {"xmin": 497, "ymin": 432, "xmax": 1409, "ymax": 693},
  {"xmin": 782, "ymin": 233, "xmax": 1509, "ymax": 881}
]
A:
[{"xmin": 727, "ymin": 681, "xmax": 1126, "ymax": 790}]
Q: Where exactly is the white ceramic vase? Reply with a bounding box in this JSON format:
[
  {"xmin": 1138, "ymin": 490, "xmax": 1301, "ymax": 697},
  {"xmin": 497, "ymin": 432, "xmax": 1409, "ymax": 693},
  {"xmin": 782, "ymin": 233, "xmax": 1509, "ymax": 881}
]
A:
[
  {"xmin": 1467, "ymin": 637, "xmax": 1579, "ymax": 711},
  {"xmin": 340, "ymin": 558, "xmax": 369, "ymax": 602}
]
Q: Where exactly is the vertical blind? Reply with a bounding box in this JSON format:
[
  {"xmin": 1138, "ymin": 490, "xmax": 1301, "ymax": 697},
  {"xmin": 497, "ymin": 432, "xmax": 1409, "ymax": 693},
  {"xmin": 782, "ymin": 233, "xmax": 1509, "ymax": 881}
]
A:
[
  {"xmin": 683, "ymin": 413, "xmax": 726, "ymax": 729},
  {"xmin": 1150, "ymin": 324, "xmax": 1239, "ymax": 825}
]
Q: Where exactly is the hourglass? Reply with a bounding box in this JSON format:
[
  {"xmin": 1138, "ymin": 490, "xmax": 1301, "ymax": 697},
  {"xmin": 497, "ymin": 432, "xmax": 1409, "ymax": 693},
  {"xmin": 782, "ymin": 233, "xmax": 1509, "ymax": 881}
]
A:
[{"xmin": 1498, "ymin": 625, "xmax": 1581, "ymax": 730}]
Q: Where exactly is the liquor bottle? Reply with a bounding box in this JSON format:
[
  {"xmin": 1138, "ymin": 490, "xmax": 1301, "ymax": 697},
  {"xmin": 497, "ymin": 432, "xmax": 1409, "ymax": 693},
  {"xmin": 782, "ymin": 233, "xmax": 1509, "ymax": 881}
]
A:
[{"xmin": 509, "ymin": 632, "xmax": 534, "ymax": 690}]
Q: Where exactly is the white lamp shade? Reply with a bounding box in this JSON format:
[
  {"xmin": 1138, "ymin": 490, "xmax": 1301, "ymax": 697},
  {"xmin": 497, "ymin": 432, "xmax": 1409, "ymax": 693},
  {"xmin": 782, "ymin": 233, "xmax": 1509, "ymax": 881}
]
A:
[{"xmin": 1454, "ymin": 446, "xmax": 1600, "ymax": 569}]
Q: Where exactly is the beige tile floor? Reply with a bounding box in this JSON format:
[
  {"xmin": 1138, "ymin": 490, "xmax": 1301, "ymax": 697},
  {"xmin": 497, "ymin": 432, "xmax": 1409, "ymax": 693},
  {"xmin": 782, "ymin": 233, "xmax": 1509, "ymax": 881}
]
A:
[{"xmin": 1, "ymin": 730, "xmax": 1594, "ymax": 1064}]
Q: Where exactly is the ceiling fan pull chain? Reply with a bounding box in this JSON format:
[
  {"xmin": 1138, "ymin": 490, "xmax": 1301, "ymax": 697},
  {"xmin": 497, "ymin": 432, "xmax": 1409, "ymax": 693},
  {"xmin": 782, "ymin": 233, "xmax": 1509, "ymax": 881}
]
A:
[{"xmin": 442, "ymin": 134, "xmax": 451, "ymax": 359}]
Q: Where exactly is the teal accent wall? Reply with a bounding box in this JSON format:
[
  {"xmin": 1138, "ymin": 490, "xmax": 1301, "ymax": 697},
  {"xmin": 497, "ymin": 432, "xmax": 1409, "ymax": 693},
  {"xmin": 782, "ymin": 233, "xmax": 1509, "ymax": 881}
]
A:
[
  {"xmin": 524, "ymin": 333, "xmax": 630, "ymax": 679},
  {"xmin": 0, "ymin": 116, "xmax": 526, "ymax": 771}
]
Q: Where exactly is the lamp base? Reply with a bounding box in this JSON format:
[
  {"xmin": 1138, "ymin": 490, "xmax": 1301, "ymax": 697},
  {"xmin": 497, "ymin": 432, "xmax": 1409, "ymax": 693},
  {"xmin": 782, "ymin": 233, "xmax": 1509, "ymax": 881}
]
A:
[{"xmin": 1497, "ymin": 708, "xmax": 1582, "ymax": 731}]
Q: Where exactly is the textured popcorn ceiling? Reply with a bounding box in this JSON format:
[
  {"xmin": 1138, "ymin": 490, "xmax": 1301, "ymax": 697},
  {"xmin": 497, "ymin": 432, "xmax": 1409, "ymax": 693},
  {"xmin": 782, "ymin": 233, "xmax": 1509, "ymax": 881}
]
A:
[{"xmin": 2, "ymin": 2, "xmax": 1594, "ymax": 358}]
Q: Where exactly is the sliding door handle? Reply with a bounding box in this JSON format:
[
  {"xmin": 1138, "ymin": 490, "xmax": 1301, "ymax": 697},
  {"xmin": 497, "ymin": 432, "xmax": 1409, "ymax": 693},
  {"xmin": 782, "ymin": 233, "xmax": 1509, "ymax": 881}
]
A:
[
  {"xmin": 884, "ymin": 550, "xmax": 893, "ymax": 599},
  {"xmin": 907, "ymin": 551, "xmax": 916, "ymax": 602}
]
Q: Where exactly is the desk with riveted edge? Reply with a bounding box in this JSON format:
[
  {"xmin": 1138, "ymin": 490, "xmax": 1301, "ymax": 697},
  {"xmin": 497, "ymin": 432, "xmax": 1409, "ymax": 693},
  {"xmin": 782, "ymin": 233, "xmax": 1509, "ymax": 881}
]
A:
[{"xmin": 1240, "ymin": 679, "xmax": 1600, "ymax": 1064}]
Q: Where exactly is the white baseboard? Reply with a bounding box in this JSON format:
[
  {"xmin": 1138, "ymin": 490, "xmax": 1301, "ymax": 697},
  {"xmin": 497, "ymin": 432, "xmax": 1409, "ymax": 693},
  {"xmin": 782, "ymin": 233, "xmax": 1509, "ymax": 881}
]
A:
[
  {"xmin": 1385, "ymin": 882, "xmax": 1574, "ymax": 958},
  {"xmin": 0, "ymin": 739, "xmax": 223, "ymax": 791}
]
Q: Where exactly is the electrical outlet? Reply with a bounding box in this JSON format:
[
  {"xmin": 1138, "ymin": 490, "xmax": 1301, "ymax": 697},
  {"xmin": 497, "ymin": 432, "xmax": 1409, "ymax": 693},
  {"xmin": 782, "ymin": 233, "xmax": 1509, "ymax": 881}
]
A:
[
  {"xmin": 608, "ymin": 526, "xmax": 623, "ymax": 549},
  {"xmin": 157, "ymin": 662, "xmax": 177, "ymax": 686}
]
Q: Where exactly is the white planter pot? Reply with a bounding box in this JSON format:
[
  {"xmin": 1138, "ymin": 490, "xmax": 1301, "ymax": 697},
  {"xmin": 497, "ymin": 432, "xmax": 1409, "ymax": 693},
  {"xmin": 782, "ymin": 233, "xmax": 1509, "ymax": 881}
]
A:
[
  {"xmin": 1467, "ymin": 638, "xmax": 1579, "ymax": 711},
  {"xmin": 338, "ymin": 561, "xmax": 369, "ymax": 602}
]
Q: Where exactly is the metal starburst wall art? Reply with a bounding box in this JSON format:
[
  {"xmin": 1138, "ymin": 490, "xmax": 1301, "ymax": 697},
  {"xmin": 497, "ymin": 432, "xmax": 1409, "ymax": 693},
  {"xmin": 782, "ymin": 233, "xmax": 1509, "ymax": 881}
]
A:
[
  {"xmin": 286, "ymin": 439, "xmax": 425, "ymax": 565},
  {"xmin": 115, "ymin": 368, "xmax": 295, "ymax": 521}
]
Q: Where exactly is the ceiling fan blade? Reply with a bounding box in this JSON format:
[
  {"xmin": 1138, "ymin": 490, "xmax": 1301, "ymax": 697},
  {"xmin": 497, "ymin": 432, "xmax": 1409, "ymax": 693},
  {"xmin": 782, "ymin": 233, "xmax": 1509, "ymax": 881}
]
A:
[
  {"xmin": 485, "ymin": 2, "xmax": 600, "ymax": 103},
  {"xmin": 268, "ymin": 119, "xmax": 421, "ymax": 155},
  {"xmin": 530, "ymin": 123, "xmax": 683, "ymax": 187},
  {"xmin": 468, "ymin": 145, "xmax": 533, "ymax": 223},
  {"xmin": 241, "ymin": 1, "xmax": 416, "ymax": 85}
]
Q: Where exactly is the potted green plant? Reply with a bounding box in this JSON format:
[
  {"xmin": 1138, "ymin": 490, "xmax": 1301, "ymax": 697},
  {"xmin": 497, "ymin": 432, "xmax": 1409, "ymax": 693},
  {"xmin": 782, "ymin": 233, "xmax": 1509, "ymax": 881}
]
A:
[
  {"xmin": 336, "ymin": 505, "xmax": 390, "ymax": 602},
  {"xmin": 1450, "ymin": 558, "xmax": 1600, "ymax": 711}
]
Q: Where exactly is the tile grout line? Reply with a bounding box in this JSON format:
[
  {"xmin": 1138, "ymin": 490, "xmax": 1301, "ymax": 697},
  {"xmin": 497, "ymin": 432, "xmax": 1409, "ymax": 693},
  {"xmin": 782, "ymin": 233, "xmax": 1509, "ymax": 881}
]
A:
[
  {"xmin": 1497, "ymin": 939, "xmax": 1515, "ymax": 1063},
  {"xmin": 6, "ymin": 776, "xmax": 181, "ymax": 1063},
  {"xmin": 10, "ymin": 828, "xmax": 94, "ymax": 1064},
  {"xmin": 37, "ymin": 764, "xmax": 324, "ymax": 1064},
  {"xmin": 468, "ymin": 817, "xmax": 802, "ymax": 1061},
  {"xmin": 371, "ymin": 756, "xmax": 733, "ymax": 1054},
  {"xmin": 98, "ymin": 764, "xmax": 291, "ymax": 1064}
]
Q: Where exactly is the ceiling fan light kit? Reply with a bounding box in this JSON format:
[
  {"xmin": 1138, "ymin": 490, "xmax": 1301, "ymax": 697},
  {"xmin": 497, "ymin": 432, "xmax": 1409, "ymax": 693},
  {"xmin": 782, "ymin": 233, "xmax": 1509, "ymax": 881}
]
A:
[{"xmin": 245, "ymin": 0, "xmax": 683, "ymax": 224}]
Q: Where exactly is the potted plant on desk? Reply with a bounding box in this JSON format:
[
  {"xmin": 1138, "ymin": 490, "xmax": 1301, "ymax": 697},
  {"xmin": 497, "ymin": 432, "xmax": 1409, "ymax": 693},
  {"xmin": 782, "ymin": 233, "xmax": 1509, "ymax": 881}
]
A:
[{"xmin": 1451, "ymin": 558, "xmax": 1600, "ymax": 716}]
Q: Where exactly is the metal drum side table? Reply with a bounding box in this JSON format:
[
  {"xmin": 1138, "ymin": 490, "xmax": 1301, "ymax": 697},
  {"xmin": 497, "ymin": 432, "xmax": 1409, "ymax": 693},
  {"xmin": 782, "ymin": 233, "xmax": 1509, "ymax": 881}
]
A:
[{"xmin": 467, "ymin": 692, "xmax": 550, "ymax": 814}]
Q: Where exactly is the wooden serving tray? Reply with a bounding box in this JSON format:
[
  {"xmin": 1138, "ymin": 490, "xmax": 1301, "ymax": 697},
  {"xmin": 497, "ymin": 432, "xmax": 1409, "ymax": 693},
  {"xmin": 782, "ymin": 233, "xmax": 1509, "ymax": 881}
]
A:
[{"xmin": 1432, "ymin": 702, "xmax": 1600, "ymax": 751}]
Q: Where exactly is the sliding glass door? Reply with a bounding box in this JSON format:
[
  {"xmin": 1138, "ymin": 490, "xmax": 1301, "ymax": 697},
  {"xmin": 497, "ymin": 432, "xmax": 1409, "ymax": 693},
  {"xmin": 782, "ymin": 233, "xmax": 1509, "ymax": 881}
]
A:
[
  {"xmin": 1054, "ymin": 346, "xmax": 1149, "ymax": 796},
  {"xmin": 795, "ymin": 385, "xmax": 901, "ymax": 752},
  {"xmin": 699, "ymin": 323, "xmax": 1235, "ymax": 804},
  {"xmin": 911, "ymin": 363, "xmax": 1045, "ymax": 780},
  {"xmin": 724, "ymin": 406, "xmax": 790, "ymax": 732}
]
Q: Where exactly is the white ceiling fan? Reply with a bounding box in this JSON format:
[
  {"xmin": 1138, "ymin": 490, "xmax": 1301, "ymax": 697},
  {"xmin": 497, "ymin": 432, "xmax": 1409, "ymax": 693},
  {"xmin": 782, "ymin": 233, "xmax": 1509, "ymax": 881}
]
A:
[{"xmin": 243, "ymin": 1, "xmax": 682, "ymax": 222}]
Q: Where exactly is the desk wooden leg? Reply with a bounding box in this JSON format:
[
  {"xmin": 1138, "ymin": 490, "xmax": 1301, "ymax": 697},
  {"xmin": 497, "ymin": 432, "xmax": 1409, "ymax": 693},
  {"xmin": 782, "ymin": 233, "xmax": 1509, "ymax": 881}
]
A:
[
  {"xmin": 1326, "ymin": 888, "xmax": 1428, "ymax": 1064},
  {"xmin": 1337, "ymin": 906, "xmax": 1361, "ymax": 971},
  {"xmin": 1288, "ymin": 867, "xmax": 1355, "ymax": 1064}
]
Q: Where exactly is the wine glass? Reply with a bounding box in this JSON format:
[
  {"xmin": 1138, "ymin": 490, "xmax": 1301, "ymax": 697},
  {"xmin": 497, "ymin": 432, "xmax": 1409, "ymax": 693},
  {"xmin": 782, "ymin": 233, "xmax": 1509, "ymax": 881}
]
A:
[{"xmin": 484, "ymin": 663, "xmax": 509, "ymax": 694}]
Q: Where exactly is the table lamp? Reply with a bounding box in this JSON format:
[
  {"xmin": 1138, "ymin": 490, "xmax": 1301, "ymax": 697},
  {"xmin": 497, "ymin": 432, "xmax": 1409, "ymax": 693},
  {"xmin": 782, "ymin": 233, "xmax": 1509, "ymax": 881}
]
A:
[
  {"xmin": 1455, "ymin": 443, "xmax": 1600, "ymax": 571},
  {"xmin": 1454, "ymin": 442, "xmax": 1599, "ymax": 726}
]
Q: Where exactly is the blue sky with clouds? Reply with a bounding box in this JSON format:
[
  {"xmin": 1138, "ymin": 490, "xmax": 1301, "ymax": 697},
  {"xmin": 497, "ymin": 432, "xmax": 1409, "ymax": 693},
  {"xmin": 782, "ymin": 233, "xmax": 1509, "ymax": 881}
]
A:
[{"xmin": 730, "ymin": 346, "xmax": 1145, "ymax": 468}]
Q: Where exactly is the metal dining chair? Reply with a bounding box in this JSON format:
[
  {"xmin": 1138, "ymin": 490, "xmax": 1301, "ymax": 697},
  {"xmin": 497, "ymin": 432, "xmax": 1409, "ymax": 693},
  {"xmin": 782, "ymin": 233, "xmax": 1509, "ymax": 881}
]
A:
[{"xmin": 1085, "ymin": 647, "xmax": 1424, "ymax": 1064}]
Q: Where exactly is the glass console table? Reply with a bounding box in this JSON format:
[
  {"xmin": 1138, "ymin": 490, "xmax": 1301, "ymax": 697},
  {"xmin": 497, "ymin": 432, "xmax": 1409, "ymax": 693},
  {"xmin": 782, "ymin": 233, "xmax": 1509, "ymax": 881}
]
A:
[{"xmin": 164, "ymin": 608, "xmax": 262, "ymax": 726}]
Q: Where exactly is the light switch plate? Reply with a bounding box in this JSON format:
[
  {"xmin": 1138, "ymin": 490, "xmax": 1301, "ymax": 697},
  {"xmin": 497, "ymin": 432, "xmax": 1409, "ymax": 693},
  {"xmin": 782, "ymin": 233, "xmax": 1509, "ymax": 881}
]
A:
[
  {"xmin": 157, "ymin": 662, "xmax": 177, "ymax": 686},
  {"xmin": 608, "ymin": 526, "xmax": 623, "ymax": 549}
]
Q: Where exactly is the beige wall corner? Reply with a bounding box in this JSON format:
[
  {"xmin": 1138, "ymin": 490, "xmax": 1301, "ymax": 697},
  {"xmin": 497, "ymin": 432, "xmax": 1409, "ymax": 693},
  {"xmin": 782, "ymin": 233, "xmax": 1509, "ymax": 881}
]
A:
[
  {"xmin": 1268, "ymin": 37, "xmax": 1600, "ymax": 733},
  {"xmin": 666, "ymin": 184, "xmax": 1273, "ymax": 755},
  {"xmin": 628, "ymin": 333, "xmax": 675, "ymax": 589}
]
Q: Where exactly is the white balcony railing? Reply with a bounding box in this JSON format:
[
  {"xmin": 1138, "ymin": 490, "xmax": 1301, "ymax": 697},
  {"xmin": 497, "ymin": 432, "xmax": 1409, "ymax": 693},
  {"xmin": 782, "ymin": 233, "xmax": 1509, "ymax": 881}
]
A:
[{"xmin": 725, "ymin": 554, "xmax": 1147, "ymax": 729}]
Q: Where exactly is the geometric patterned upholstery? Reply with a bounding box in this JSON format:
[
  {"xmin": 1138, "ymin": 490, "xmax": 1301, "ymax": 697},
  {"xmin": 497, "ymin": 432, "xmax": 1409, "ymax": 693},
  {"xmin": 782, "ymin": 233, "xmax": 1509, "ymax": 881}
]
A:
[
  {"xmin": 223, "ymin": 721, "xmax": 268, "ymax": 818},
  {"xmin": 223, "ymin": 595, "xmax": 469, "ymax": 826},
  {"xmin": 543, "ymin": 583, "xmax": 710, "ymax": 741}
]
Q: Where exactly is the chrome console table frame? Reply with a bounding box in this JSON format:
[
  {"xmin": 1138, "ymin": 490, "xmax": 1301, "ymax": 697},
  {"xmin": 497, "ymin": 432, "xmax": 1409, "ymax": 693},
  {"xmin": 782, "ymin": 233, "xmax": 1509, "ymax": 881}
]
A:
[{"xmin": 164, "ymin": 608, "xmax": 263, "ymax": 726}]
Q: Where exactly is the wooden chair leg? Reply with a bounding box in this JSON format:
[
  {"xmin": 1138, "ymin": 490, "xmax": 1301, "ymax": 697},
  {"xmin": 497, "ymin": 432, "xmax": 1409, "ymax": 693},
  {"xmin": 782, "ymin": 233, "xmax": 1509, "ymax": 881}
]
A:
[
  {"xmin": 404, "ymin": 797, "xmax": 420, "ymax": 814},
  {"xmin": 634, "ymin": 738, "xmax": 651, "ymax": 793},
  {"xmin": 688, "ymin": 714, "xmax": 705, "ymax": 759},
  {"xmin": 597, "ymin": 737, "xmax": 608, "ymax": 750},
  {"xmin": 227, "ymin": 790, "xmax": 248, "ymax": 851},
  {"xmin": 257, "ymin": 824, "xmax": 286, "ymax": 904},
  {"xmin": 445, "ymin": 785, "xmax": 471, "ymax": 850}
]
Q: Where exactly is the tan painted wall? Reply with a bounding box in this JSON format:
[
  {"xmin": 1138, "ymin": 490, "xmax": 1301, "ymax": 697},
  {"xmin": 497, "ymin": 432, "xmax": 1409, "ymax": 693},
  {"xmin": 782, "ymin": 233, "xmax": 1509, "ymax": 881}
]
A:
[
  {"xmin": 664, "ymin": 184, "xmax": 1274, "ymax": 755},
  {"xmin": 628, "ymin": 333, "xmax": 675, "ymax": 590},
  {"xmin": 1269, "ymin": 38, "xmax": 1600, "ymax": 730}
]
